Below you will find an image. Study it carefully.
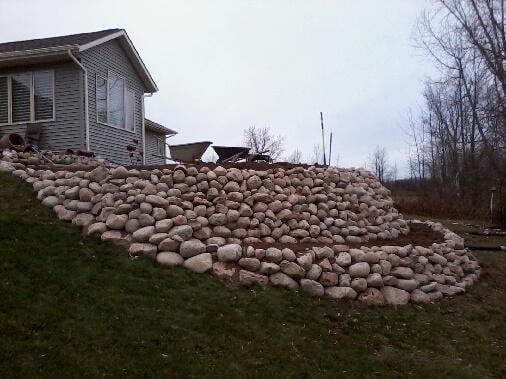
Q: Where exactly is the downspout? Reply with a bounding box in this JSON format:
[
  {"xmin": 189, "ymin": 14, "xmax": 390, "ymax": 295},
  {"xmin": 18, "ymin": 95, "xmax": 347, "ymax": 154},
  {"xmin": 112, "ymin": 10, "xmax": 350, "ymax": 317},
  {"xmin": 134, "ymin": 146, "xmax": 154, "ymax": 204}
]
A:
[
  {"xmin": 141, "ymin": 93, "xmax": 153, "ymax": 165},
  {"xmin": 68, "ymin": 50, "xmax": 90, "ymax": 151}
]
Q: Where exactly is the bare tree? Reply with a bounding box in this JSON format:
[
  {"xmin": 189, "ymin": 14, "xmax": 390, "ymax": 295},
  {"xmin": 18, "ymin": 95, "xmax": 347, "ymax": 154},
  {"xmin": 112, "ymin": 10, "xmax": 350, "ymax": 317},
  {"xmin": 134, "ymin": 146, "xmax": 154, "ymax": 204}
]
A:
[
  {"xmin": 368, "ymin": 145, "xmax": 389, "ymax": 182},
  {"xmin": 309, "ymin": 144, "xmax": 323, "ymax": 165},
  {"xmin": 286, "ymin": 148, "xmax": 303, "ymax": 164},
  {"xmin": 243, "ymin": 126, "xmax": 285, "ymax": 161},
  {"xmin": 403, "ymin": 0, "xmax": 506, "ymax": 217}
]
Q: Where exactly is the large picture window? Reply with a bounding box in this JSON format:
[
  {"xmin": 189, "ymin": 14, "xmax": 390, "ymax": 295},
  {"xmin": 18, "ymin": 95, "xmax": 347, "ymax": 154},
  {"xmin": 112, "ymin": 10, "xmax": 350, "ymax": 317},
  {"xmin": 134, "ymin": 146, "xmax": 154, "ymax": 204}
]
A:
[
  {"xmin": 0, "ymin": 70, "xmax": 54, "ymax": 125},
  {"xmin": 96, "ymin": 72, "xmax": 135, "ymax": 131}
]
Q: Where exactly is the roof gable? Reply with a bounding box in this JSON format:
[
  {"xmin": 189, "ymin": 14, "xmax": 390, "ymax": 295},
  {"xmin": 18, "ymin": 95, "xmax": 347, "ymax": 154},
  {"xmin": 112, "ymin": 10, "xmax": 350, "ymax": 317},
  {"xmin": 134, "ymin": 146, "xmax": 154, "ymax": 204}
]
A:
[{"xmin": 0, "ymin": 29, "xmax": 158, "ymax": 93}]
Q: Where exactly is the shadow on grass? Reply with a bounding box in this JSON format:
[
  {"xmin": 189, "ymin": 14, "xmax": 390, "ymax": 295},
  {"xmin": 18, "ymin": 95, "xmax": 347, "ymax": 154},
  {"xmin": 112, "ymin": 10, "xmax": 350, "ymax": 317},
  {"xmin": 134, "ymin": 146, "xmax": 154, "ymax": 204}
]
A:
[{"xmin": 0, "ymin": 173, "xmax": 505, "ymax": 377}]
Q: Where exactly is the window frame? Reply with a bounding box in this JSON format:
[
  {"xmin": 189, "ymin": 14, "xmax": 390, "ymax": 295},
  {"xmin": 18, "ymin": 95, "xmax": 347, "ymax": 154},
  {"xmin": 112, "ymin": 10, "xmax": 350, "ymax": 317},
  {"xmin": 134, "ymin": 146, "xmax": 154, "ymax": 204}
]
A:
[
  {"xmin": 0, "ymin": 70, "xmax": 55, "ymax": 126},
  {"xmin": 96, "ymin": 70, "xmax": 136, "ymax": 133}
]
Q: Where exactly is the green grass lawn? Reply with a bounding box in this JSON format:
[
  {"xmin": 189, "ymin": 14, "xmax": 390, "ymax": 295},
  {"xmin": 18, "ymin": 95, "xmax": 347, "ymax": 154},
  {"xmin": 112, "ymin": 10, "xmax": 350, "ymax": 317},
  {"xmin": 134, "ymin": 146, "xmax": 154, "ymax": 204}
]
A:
[{"xmin": 1, "ymin": 172, "xmax": 505, "ymax": 378}]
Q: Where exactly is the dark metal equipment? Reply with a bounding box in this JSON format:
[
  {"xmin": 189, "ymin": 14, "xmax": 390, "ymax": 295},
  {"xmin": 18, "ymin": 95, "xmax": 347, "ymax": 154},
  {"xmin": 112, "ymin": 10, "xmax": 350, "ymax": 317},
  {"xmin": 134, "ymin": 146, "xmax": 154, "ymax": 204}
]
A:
[
  {"xmin": 168, "ymin": 141, "xmax": 213, "ymax": 163},
  {"xmin": 212, "ymin": 145, "xmax": 272, "ymax": 163}
]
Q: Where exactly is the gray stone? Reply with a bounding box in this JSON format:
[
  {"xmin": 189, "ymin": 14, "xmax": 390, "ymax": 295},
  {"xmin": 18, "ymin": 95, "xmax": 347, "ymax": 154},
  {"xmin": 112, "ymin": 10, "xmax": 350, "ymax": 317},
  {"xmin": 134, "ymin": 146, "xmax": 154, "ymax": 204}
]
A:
[
  {"xmin": 179, "ymin": 239, "xmax": 206, "ymax": 258},
  {"xmin": 381, "ymin": 286, "xmax": 410, "ymax": 306},
  {"xmin": 183, "ymin": 253, "xmax": 213, "ymax": 273},
  {"xmin": 159, "ymin": 237, "xmax": 180, "ymax": 251},
  {"xmin": 349, "ymin": 262, "xmax": 370, "ymax": 278},
  {"xmin": 265, "ymin": 247, "xmax": 283, "ymax": 263},
  {"xmin": 156, "ymin": 252, "xmax": 184, "ymax": 267},
  {"xmin": 217, "ymin": 244, "xmax": 242, "ymax": 262},
  {"xmin": 129, "ymin": 243, "xmax": 157, "ymax": 257},
  {"xmin": 366, "ymin": 273, "xmax": 384, "ymax": 288},
  {"xmin": 396, "ymin": 279, "xmax": 418, "ymax": 292},
  {"xmin": 410, "ymin": 289, "xmax": 431, "ymax": 304},
  {"xmin": 167, "ymin": 225, "xmax": 193, "ymax": 241},
  {"xmin": 391, "ymin": 267, "xmax": 414, "ymax": 279},
  {"xmin": 238, "ymin": 257, "xmax": 261, "ymax": 272},
  {"xmin": 155, "ymin": 219, "xmax": 173, "ymax": 233},
  {"xmin": 259, "ymin": 262, "xmax": 280, "ymax": 275},
  {"xmin": 42, "ymin": 196, "xmax": 59, "ymax": 207},
  {"xmin": 88, "ymin": 166, "xmax": 109, "ymax": 182},
  {"xmin": 358, "ymin": 288, "xmax": 385, "ymax": 305},
  {"xmin": 280, "ymin": 260, "xmax": 305, "ymax": 279},
  {"xmin": 306, "ymin": 264, "xmax": 322, "ymax": 281},
  {"xmin": 239, "ymin": 270, "xmax": 268, "ymax": 286},
  {"xmin": 325, "ymin": 286, "xmax": 357, "ymax": 300},
  {"xmin": 336, "ymin": 252, "xmax": 352, "ymax": 267},
  {"xmin": 300, "ymin": 279, "xmax": 325, "ymax": 297},
  {"xmin": 145, "ymin": 195, "xmax": 168, "ymax": 207},
  {"xmin": 269, "ymin": 272, "xmax": 299, "ymax": 290},
  {"xmin": 72, "ymin": 213, "xmax": 95, "ymax": 227},
  {"xmin": 87, "ymin": 222, "xmax": 107, "ymax": 236},
  {"xmin": 319, "ymin": 272, "xmax": 339, "ymax": 286},
  {"xmin": 351, "ymin": 278, "xmax": 368, "ymax": 292},
  {"xmin": 420, "ymin": 282, "xmax": 437, "ymax": 293},
  {"xmin": 132, "ymin": 226, "xmax": 155, "ymax": 242},
  {"xmin": 106, "ymin": 214, "xmax": 128, "ymax": 230}
]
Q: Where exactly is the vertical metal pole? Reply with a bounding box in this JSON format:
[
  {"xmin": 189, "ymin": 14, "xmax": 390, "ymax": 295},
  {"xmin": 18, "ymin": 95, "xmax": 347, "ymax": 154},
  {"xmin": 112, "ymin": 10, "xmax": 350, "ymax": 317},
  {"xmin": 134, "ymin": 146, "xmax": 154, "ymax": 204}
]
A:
[
  {"xmin": 320, "ymin": 112, "xmax": 326, "ymax": 165},
  {"xmin": 328, "ymin": 132, "xmax": 333, "ymax": 166}
]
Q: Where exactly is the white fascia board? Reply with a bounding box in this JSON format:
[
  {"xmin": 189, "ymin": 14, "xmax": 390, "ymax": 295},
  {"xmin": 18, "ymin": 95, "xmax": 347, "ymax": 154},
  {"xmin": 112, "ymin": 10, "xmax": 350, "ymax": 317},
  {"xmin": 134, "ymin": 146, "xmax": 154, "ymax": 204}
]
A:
[{"xmin": 0, "ymin": 45, "xmax": 78, "ymax": 60}]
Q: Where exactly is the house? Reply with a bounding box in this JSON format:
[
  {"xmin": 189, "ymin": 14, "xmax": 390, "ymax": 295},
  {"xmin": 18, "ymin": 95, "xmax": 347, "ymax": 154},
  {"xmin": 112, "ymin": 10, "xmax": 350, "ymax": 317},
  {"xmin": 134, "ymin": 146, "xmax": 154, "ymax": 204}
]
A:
[{"xmin": 0, "ymin": 29, "xmax": 176, "ymax": 165}]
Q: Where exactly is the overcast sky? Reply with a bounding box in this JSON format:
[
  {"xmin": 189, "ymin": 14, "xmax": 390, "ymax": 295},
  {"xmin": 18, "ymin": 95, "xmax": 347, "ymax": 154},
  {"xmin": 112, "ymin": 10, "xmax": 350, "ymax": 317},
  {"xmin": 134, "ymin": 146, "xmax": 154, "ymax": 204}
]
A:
[{"xmin": 0, "ymin": 0, "xmax": 435, "ymax": 174}]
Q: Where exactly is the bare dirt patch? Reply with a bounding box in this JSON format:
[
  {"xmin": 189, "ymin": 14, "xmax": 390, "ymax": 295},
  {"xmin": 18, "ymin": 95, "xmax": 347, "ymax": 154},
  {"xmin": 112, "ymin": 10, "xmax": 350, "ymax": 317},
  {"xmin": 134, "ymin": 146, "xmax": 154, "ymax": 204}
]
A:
[{"xmin": 245, "ymin": 223, "xmax": 444, "ymax": 252}]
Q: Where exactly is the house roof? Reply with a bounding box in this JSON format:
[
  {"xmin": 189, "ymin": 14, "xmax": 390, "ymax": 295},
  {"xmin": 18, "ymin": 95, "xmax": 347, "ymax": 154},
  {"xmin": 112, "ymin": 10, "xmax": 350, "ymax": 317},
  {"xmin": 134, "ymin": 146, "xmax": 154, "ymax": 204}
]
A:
[
  {"xmin": 0, "ymin": 29, "xmax": 158, "ymax": 92},
  {"xmin": 0, "ymin": 29, "xmax": 122, "ymax": 54},
  {"xmin": 145, "ymin": 119, "xmax": 177, "ymax": 136}
]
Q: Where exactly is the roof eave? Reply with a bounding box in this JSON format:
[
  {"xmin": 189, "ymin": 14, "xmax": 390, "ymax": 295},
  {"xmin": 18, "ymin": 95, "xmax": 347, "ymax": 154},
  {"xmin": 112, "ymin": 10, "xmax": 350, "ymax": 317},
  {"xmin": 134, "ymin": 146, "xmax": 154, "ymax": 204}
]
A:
[{"xmin": 0, "ymin": 44, "xmax": 79, "ymax": 60}]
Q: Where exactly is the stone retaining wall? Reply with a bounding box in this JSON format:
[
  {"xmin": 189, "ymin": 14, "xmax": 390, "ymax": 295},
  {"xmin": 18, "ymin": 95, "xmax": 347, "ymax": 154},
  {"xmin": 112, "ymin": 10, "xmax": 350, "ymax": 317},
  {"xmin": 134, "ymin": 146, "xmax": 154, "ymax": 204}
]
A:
[{"xmin": 0, "ymin": 151, "xmax": 480, "ymax": 305}]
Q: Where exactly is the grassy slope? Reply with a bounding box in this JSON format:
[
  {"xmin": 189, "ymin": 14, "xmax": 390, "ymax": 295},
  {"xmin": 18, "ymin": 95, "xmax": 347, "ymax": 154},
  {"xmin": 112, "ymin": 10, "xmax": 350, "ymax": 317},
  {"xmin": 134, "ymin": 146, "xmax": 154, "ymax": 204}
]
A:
[{"xmin": 0, "ymin": 173, "xmax": 505, "ymax": 378}]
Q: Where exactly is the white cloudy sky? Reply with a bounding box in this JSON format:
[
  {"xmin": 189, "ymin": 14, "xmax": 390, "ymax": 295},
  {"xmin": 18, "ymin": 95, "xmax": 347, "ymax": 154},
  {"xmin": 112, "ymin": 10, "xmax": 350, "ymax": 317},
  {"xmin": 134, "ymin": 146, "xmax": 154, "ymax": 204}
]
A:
[{"xmin": 0, "ymin": 0, "xmax": 436, "ymax": 174}]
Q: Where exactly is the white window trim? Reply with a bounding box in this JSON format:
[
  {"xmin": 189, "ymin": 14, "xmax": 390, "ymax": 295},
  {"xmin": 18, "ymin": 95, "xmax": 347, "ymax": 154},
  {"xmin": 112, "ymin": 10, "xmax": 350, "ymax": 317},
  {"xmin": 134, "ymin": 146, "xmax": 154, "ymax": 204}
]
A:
[
  {"xmin": 96, "ymin": 70, "xmax": 136, "ymax": 134},
  {"xmin": 0, "ymin": 70, "xmax": 55, "ymax": 126}
]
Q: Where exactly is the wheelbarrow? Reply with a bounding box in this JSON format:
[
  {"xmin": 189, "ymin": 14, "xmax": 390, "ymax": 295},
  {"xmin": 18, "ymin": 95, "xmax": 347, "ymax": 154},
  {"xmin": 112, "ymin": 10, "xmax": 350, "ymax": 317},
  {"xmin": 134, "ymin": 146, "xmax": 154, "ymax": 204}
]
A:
[{"xmin": 168, "ymin": 141, "xmax": 213, "ymax": 163}]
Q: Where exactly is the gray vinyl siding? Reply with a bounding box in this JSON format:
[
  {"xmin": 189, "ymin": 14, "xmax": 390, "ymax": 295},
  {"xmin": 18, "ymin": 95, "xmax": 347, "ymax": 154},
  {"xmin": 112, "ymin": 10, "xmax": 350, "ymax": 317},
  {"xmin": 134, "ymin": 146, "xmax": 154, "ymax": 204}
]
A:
[
  {"xmin": 0, "ymin": 62, "xmax": 84, "ymax": 150},
  {"xmin": 145, "ymin": 130, "xmax": 166, "ymax": 165},
  {"xmin": 80, "ymin": 39, "xmax": 144, "ymax": 165}
]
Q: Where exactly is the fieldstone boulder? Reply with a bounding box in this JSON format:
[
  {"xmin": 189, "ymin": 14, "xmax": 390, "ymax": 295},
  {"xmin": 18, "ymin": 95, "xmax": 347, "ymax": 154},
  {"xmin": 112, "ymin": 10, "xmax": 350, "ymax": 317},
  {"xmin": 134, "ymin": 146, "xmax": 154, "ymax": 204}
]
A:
[
  {"xmin": 129, "ymin": 243, "xmax": 157, "ymax": 257},
  {"xmin": 239, "ymin": 270, "xmax": 268, "ymax": 286},
  {"xmin": 349, "ymin": 262, "xmax": 370, "ymax": 278},
  {"xmin": 410, "ymin": 289, "xmax": 431, "ymax": 304},
  {"xmin": 42, "ymin": 196, "xmax": 59, "ymax": 207},
  {"xmin": 280, "ymin": 260, "xmax": 305, "ymax": 279},
  {"xmin": 381, "ymin": 286, "xmax": 410, "ymax": 305},
  {"xmin": 217, "ymin": 244, "xmax": 242, "ymax": 262},
  {"xmin": 156, "ymin": 252, "xmax": 184, "ymax": 267},
  {"xmin": 300, "ymin": 279, "xmax": 324, "ymax": 297},
  {"xmin": 183, "ymin": 253, "xmax": 213, "ymax": 273},
  {"xmin": 167, "ymin": 225, "xmax": 193, "ymax": 241},
  {"xmin": 132, "ymin": 226, "xmax": 155, "ymax": 242},
  {"xmin": 269, "ymin": 272, "xmax": 299, "ymax": 290},
  {"xmin": 358, "ymin": 288, "xmax": 385, "ymax": 305},
  {"xmin": 179, "ymin": 239, "xmax": 206, "ymax": 258},
  {"xmin": 106, "ymin": 214, "xmax": 128, "ymax": 230},
  {"xmin": 325, "ymin": 286, "xmax": 357, "ymax": 300}
]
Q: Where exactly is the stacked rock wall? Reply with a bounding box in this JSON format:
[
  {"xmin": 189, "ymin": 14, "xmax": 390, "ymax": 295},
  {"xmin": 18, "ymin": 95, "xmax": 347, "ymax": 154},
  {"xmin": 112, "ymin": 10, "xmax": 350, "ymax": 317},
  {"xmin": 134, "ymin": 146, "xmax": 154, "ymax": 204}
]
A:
[{"xmin": 0, "ymin": 150, "xmax": 480, "ymax": 305}]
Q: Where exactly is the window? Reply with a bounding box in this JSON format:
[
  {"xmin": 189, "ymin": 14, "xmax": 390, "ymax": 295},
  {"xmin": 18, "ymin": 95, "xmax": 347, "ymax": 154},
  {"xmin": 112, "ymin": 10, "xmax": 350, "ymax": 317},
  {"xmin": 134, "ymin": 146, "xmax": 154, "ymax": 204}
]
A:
[
  {"xmin": 125, "ymin": 90, "xmax": 135, "ymax": 131},
  {"xmin": 34, "ymin": 71, "xmax": 54, "ymax": 121},
  {"xmin": 96, "ymin": 76, "xmax": 107, "ymax": 123},
  {"xmin": 0, "ymin": 70, "xmax": 54, "ymax": 125},
  {"xmin": 96, "ymin": 72, "xmax": 135, "ymax": 131},
  {"xmin": 156, "ymin": 138, "xmax": 164, "ymax": 155},
  {"xmin": 0, "ymin": 77, "xmax": 7, "ymax": 124}
]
